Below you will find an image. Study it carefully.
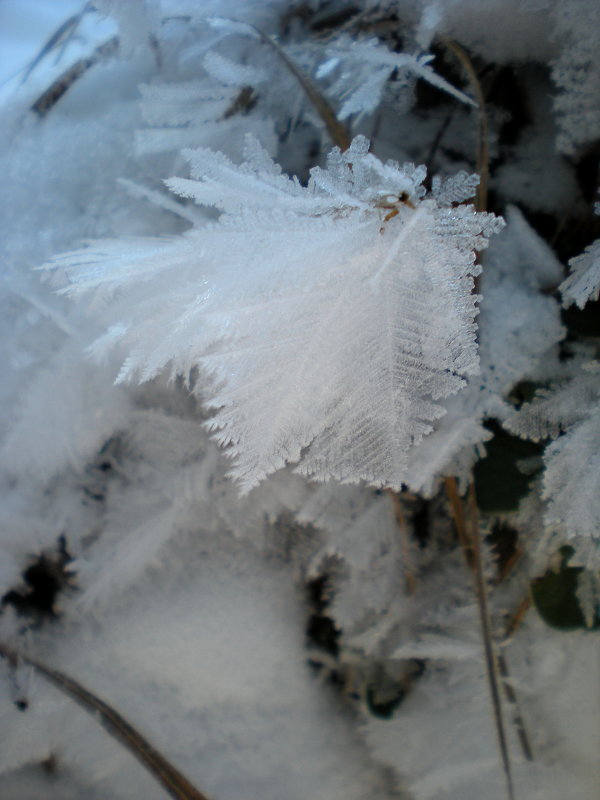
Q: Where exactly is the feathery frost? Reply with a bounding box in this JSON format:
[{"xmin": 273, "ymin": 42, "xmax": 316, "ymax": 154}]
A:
[
  {"xmin": 560, "ymin": 239, "xmax": 600, "ymax": 309},
  {"xmin": 47, "ymin": 135, "xmax": 502, "ymax": 492},
  {"xmin": 2, "ymin": 3, "xmax": 599, "ymax": 799},
  {"xmin": 506, "ymin": 363, "xmax": 600, "ymax": 545}
]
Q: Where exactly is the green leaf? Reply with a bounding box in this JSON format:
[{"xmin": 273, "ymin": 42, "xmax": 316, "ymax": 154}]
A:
[{"xmin": 531, "ymin": 547, "xmax": 600, "ymax": 631}]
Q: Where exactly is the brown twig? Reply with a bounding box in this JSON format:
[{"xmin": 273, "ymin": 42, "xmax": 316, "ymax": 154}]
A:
[
  {"xmin": 444, "ymin": 478, "xmax": 516, "ymax": 800},
  {"xmin": 467, "ymin": 482, "xmax": 516, "ymax": 800},
  {"xmin": 0, "ymin": 641, "xmax": 210, "ymax": 800},
  {"xmin": 496, "ymin": 544, "xmax": 525, "ymax": 585},
  {"xmin": 20, "ymin": 8, "xmax": 89, "ymax": 85},
  {"xmin": 31, "ymin": 37, "xmax": 119, "ymax": 117},
  {"xmin": 444, "ymin": 476, "xmax": 473, "ymax": 568},
  {"xmin": 503, "ymin": 594, "xmax": 532, "ymax": 642},
  {"xmin": 497, "ymin": 652, "xmax": 534, "ymax": 762},
  {"xmin": 217, "ymin": 20, "xmax": 351, "ymax": 151},
  {"xmin": 441, "ymin": 39, "xmax": 489, "ymax": 213},
  {"xmin": 255, "ymin": 29, "xmax": 351, "ymax": 150}
]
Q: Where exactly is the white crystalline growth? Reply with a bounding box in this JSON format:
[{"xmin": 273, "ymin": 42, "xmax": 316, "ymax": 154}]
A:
[
  {"xmin": 560, "ymin": 239, "xmax": 600, "ymax": 309},
  {"xmin": 46, "ymin": 135, "xmax": 503, "ymax": 493}
]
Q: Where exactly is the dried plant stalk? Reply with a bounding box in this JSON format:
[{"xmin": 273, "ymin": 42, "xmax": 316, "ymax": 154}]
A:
[{"xmin": 0, "ymin": 641, "xmax": 210, "ymax": 800}]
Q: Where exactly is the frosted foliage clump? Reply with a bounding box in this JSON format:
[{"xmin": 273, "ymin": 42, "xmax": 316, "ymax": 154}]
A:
[
  {"xmin": 135, "ymin": 62, "xmax": 275, "ymax": 159},
  {"xmin": 2, "ymin": 2, "xmax": 600, "ymax": 800},
  {"xmin": 395, "ymin": 205, "xmax": 563, "ymax": 496},
  {"xmin": 309, "ymin": 34, "xmax": 474, "ymax": 120},
  {"xmin": 50, "ymin": 135, "xmax": 502, "ymax": 492},
  {"xmin": 560, "ymin": 239, "xmax": 600, "ymax": 309},
  {"xmin": 506, "ymin": 364, "xmax": 600, "ymax": 544},
  {"xmin": 551, "ymin": 0, "xmax": 600, "ymax": 153}
]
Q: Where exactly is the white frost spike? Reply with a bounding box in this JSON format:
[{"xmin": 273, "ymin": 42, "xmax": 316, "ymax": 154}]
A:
[
  {"xmin": 47, "ymin": 136, "xmax": 502, "ymax": 493},
  {"xmin": 560, "ymin": 239, "xmax": 600, "ymax": 309},
  {"xmin": 308, "ymin": 34, "xmax": 475, "ymax": 120}
]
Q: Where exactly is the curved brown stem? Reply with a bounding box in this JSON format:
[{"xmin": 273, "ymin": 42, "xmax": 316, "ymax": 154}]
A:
[
  {"xmin": 467, "ymin": 482, "xmax": 516, "ymax": 800},
  {"xmin": 445, "ymin": 477, "xmax": 516, "ymax": 800},
  {"xmin": 440, "ymin": 39, "xmax": 489, "ymax": 213},
  {"xmin": 0, "ymin": 642, "xmax": 210, "ymax": 800},
  {"xmin": 230, "ymin": 20, "xmax": 351, "ymax": 151}
]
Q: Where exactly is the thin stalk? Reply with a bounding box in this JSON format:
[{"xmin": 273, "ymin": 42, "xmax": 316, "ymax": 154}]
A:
[
  {"xmin": 20, "ymin": 5, "xmax": 91, "ymax": 85},
  {"xmin": 441, "ymin": 39, "xmax": 489, "ymax": 213},
  {"xmin": 497, "ymin": 652, "xmax": 534, "ymax": 762},
  {"xmin": 467, "ymin": 482, "xmax": 516, "ymax": 800},
  {"xmin": 214, "ymin": 19, "xmax": 351, "ymax": 151},
  {"xmin": 31, "ymin": 37, "xmax": 119, "ymax": 117},
  {"xmin": 504, "ymin": 595, "xmax": 532, "ymax": 642},
  {"xmin": 253, "ymin": 26, "xmax": 351, "ymax": 150},
  {"xmin": 444, "ymin": 476, "xmax": 473, "ymax": 569},
  {"xmin": 0, "ymin": 642, "xmax": 210, "ymax": 800},
  {"xmin": 444, "ymin": 477, "xmax": 516, "ymax": 800}
]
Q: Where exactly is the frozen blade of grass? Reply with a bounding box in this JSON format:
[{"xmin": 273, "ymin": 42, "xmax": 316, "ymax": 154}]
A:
[
  {"xmin": 31, "ymin": 36, "xmax": 119, "ymax": 117},
  {"xmin": 207, "ymin": 17, "xmax": 351, "ymax": 150},
  {"xmin": 20, "ymin": 3, "xmax": 91, "ymax": 85}
]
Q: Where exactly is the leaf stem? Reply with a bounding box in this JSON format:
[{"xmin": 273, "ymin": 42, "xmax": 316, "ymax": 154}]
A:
[
  {"xmin": 441, "ymin": 39, "xmax": 489, "ymax": 213},
  {"xmin": 0, "ymin": 641, "xmax": 211, "ymax": 800},
  {"xmin": 444, "ymin": 477, "xmax": 516, "ymax": 800},
  {"xmin": 213, "ymin": 19, "xmax": 351, "ymax": 150},
  {"xmin": 467, "ymin": 481, "xmax": 516, "ymax": 800}
]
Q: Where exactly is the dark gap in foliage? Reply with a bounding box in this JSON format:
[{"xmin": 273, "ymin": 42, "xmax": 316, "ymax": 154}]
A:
[
  {"xmin": 306, "ymin": 575, "xmax": 340, "ymax": 658},
  {"xmin": 474, "ymin": 421, "xmax": 543, "ymax": 512},
  {"xmin": 411, "ymin": 499, "xmax": 431, "ymax": 549},
  {"xmin": 562, "ymin": 298, "xmax": 600, "ymax": 340},
  {"xmin": 2, "ymin": 536, "xmax": 75, "ymax": 623},
  {"xmin": 508, "ymin": 380, "xmax": 546, "ymax": 409},
  {"xmin": 486, "ymin": 66, "xmax": 532, "ymax": 147},
  {"xmin": 366, "ymin": 659, "xmax": 426, "ymax": 719},
  {"xmin": 305, "ymin": 575, "xmax": 427, "ymax": 717},
  {"xmin": 81, "ymin": 435, "xmax": 124, "ymax": 507},
  {"xmin": 40, "ymin": 755, "xmax": 58, "ymax": 775},
  {"xmin": 487, "ymin": 521, "xmax": 519, "ymax": 578},
  {"xmin": 574, "ymin": 140, "xmax": 600, "ymax": 204}
]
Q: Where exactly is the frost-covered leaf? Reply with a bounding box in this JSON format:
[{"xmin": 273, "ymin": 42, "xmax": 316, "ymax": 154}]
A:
[
  {"xmin": 506, "ymin": 363, "xmax": 600, "ymax": 544},
  {"xmin": 306, "ymin": 34, "xmax": 475, "ymax": 121},
  {"xmin": 0, "ymin": 341, "xmax": 132, "ymax": 479},
  {"xmin": 551, "ymin": 0, "xmax": 600, "ymax": 154},
  {"xmin": 298, "ymin": 484, "xmax": 404, "ymax": 630},
  {"xmin": 560, "ymin": 239, "xmax": 600, "ymax": 309},
  {"xmin": 541, "ymin": 405, "xmax": 600, "ymax": 542},
  {"xmin": 136, "ymin": 76, "xmax": 276, "ymax": 158},
  {"xmin": 48, "ymin": 135, "xmax": 502, "ymax": 493},
  {"xmin": 505, "ymin": 365, "xmax": 600, "ymax": 442},
  {"xmin": 403, "ymin": 205, "xmax": 563, "ymax": 496}
]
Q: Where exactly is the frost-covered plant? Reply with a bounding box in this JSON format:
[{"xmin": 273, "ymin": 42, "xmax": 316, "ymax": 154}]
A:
[
  {"xmin": 49, "ymin": 135, "xmax": 502, "ymax": 491},
  {"xmin": 0, "ymin": 2, "xmax": 599, "ymax": 800}
]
